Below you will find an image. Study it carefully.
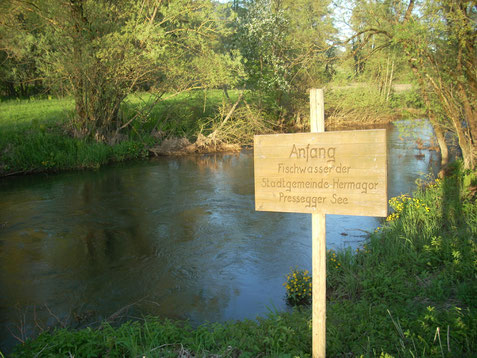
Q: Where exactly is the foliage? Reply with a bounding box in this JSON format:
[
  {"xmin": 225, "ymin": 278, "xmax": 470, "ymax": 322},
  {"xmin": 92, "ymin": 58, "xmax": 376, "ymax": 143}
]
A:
[
  {"xmin": 0, "ymin": 1, "xmax": 43, "ymax": 98},
  {"xmin": 236, "ymin": 0, "xmax": 290, "ymax": 95},
  {"xmin": 235, "ymin": 0, "xmax": 336, "ymax": 123},
  {"xmin": 347, "ymin": 0, "xmax": 477, "ymax": 169},
  {"xmin": 390, "ymin": 86, "xmax": 424, "ymax": 109},
  {"xmin": 0, "ymin": 0, "xmax": 240, "ymax": 141},
  {"xmin": 284, "ymin": 268, "xmax": 312, "ymax": 306}
]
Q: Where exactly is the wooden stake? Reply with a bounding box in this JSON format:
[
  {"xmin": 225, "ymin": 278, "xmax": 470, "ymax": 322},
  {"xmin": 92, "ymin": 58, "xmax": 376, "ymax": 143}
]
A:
[
  {"xmin": 310, "ymin": 89, "xmax": 326, "ymax": 358},
  {"xmin": 310, "ymin": 89, "xmax": 325, "ymax": 133}
]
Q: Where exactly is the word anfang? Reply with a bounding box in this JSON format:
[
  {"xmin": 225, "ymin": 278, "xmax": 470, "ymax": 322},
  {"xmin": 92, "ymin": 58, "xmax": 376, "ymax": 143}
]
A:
[{"xmin": 289, "ymin": 144, "xmax": 336, "ymax": 163}]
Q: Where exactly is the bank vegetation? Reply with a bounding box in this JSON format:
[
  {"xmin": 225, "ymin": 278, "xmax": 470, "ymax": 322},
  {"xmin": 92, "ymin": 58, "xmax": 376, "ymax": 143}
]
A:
[{"xmin": 1, "ymin": 0, "xmax": 475, "ymax": 176}]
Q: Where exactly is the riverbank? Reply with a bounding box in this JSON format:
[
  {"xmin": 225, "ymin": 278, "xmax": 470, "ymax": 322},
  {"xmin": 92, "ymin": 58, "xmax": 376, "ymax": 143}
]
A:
[
  {"xmin": 8, "ymin": 165, "xmax": 476, "ymax": 357},
  {"xmin": 0, "ymin": 88, "xmax": 418, "ymax": 177}
]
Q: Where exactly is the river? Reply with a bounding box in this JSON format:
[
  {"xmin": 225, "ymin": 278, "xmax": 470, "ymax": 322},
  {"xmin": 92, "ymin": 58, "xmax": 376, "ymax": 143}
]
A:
[{"xmin": 0, "ymin": 120, "xmax": 441, "ymax": 352}]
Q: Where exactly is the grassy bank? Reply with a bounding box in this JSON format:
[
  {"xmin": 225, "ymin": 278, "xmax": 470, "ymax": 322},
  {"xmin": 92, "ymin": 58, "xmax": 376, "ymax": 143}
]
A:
[
  {"xmin": 0, "ymin": 91, "xmax": 241, "ymax": 177},
  {"xmin": 324, "ymin": 164, "xmax": 476, "ymax": 356},
  {"xmin": 0, "ymin": 87, "xmax": 418, "ymax": 177},
  {"xmin": 325, "ymin": 85, "xmax": 424, "ymax": 129},
  {"xmin": 9, "ymin": 165, "xmax": 476, "ymax": 357},
  {"xmin": 0, "ymin": 96, "xmax": 143, "ymax": 176}
]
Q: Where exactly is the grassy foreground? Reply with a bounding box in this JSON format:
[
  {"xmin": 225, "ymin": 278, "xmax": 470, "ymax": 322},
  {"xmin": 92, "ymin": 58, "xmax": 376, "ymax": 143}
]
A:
[{"xmin": 9, "ymin": 165, "xmax": 476, "ymax": 357}]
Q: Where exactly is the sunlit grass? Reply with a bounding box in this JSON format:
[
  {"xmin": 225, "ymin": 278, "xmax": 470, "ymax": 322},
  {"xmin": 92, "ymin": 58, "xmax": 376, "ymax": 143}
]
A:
[
  {"xmin": 0, "ymin": 97, "xmax": 148, "ymax": 175},
  {"xmin": 0, "ymin": 90, "xmax": 239, "ymax": 176},
  {"xmin": 0, "ymin": 96, "xmax": 74, "ymax": 128}
]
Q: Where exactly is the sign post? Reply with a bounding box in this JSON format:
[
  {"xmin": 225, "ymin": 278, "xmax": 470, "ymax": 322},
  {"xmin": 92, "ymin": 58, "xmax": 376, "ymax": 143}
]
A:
[
  {"xmin": 310, "ymin": 89, "xmax": 327, "ymax": 358},
  {"xmin": 254, "ymin": 89, "xmax": 387, "ymax": 358}
]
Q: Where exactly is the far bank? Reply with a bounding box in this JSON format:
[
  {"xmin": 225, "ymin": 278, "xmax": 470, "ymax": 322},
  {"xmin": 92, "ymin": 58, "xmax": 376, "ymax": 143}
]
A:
[{"xmin": 0, "ymin": 87, "xmax": 423, "ymax": 178}]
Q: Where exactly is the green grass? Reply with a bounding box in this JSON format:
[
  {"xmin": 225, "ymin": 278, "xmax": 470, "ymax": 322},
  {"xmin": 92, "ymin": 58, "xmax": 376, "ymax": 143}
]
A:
[
  {"xmin": 324, "ymin": 165, "xmax": 476, "ymax": 357},
  {"xmin": 8, "ymin": 165, "xmax": 476, "ymax": 357},
  {"xmin": 11, "ymin": 309, "xmax": 312, "ymax": 358},
  {"xmin": 324, "ymin": 85, "xmax": 424, "ymax": 127},
  {"xmin": 0, "ymin": 90, "xmax": 239, "ymax": 176},
  {"xmin": 1, "ymin": 87, "xmax": 416, "ymax": 176}
]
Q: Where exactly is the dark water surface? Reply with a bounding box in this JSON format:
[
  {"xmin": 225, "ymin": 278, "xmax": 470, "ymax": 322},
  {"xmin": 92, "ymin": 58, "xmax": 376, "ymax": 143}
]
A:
[{"xmin": 0, "ymin": 120, "xmax": 441, "ymax": 352}]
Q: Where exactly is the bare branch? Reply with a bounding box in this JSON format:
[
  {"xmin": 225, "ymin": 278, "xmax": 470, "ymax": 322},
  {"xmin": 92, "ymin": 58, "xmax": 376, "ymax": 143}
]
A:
[{"xmin": 403, "ymin": 0, "xmax": 415, "ymax": 23}]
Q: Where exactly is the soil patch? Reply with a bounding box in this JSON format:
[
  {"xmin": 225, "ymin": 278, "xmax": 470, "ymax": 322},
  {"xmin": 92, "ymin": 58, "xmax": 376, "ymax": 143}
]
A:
[{"xmin": 149, "ymin": 134, "xmax": 241, "ymax": 156}]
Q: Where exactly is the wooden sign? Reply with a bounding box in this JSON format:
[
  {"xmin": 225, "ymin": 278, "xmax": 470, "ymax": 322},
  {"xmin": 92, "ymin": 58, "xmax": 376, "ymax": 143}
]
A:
[
  {"xmin": 254, "ymin": 89, "xmax": 388, "ymax": 358},
  {"xmin": 254, "ymin": 130, "xmax": 387, "ymax": 216}
]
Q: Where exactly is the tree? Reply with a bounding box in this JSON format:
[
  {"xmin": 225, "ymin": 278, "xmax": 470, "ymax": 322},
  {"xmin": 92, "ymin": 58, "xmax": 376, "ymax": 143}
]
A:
[
  {"xmin": 235, "ymin": 0, "xmax": 336, "ymax": 124},
  {"xmin": 348, "ymin": 0, "xmax": 477, "ymax": 169},
  {"xmin": 414, "ymin": 0, "xmax": 477, "ymax": 170},
  {"xmin": 2, "ymin": 0, "xmax": 237, "ymax": 141},
  {"xmin": 0, "ymin": 1, "xmax": 43, "ymax": 97}
]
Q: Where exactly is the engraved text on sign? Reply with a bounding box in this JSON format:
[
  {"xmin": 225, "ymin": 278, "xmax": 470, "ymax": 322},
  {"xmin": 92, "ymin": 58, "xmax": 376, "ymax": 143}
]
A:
[{"xmin": 254, "ymin": 129, "xmax": 387, "ymax": 216}]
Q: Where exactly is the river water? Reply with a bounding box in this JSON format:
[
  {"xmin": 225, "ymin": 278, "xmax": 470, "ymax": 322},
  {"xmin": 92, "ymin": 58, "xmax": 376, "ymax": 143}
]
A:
[{"xmin": 0, "ymin": 120, "xmax": 441, "ymax": 352}]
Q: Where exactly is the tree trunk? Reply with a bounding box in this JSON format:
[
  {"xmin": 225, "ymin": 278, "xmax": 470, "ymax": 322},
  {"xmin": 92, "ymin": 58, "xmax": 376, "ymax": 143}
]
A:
[
  {"xmin": 457, "ymin": 83, "xmax": 477, "ymax": 169},
  {"xmin": 386, "ymin": 60, "xmax": 394, "ymax": 102},
  {"xmin": 6, "ymin": 82, "xmax": 17, "ymax": 97},
  {"xmin": 71, "ymin": 0, "xmax": 88, "ymax": 135},
  {"xmin": 450, "ymin": 113, "xmax": 474, "ymax": 170},
  {"xmin": 433, "ymin": 118, "xmax": 449, "ymax": 167},
  {"xmin": 68, "ymin": 0, "xmax": 122, "ymax": 141},
  {"xmin": 409, "ymin": 64, "xmax": 450, "ymax": 168}
]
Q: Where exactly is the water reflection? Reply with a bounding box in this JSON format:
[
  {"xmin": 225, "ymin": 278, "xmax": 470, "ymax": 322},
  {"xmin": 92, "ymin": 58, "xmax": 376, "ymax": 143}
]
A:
[{"xmin": 0, "ymin": 120, "xmax": 441, "ymax": 352}]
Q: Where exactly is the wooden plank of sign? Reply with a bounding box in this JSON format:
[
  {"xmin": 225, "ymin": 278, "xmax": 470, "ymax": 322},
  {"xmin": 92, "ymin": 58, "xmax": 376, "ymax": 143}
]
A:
[{"xmin": 254, "ymin": 129, "xmax": 387, "ymax": 217}]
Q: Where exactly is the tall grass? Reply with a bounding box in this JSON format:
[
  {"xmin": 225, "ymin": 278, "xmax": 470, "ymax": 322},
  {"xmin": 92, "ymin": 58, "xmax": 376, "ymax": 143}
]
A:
[
  {"xmin": 122, "ymin": 90, "xmax": 241, "ymax": 139},
  {"xmin": 325, "ymin": 85, "xmax": 424, "ymax": 128},
  {"xmin": 325, "ymin": 165, "xmax": 476, "ymax": 357},
  {"xmin": 11, "ymin": 309, "xmax": 312, "ymax": 357}
]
